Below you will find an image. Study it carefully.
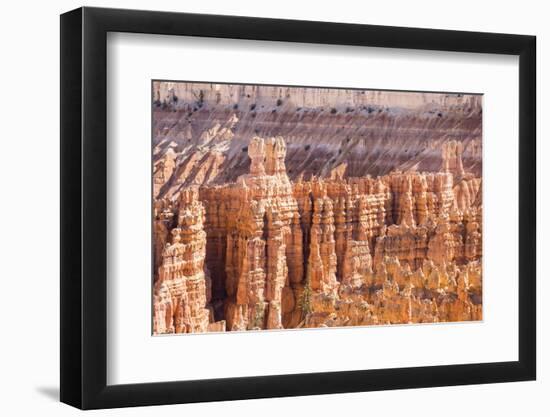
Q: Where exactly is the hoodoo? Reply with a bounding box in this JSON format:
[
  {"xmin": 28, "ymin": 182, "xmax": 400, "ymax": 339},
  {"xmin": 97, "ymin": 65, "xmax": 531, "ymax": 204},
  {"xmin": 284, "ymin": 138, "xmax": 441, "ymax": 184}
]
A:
[{"xmin": 154, "ymin": 133, "xmax": 482, "ymax": 333}]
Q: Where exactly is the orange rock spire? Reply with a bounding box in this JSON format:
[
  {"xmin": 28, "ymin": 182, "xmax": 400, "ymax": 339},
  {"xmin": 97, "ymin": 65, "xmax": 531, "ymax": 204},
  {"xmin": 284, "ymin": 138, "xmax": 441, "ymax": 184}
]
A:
[{"xmin": 154, "ymin": 137, "xmax": 482, "ymax": 334}]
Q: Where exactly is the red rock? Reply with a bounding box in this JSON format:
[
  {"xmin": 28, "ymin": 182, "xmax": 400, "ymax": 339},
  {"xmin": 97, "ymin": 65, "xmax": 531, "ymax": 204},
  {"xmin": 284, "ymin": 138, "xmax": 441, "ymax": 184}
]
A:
[{"xmin": 152, "ymin": 86, "xmax": 483, "ymax": 333}]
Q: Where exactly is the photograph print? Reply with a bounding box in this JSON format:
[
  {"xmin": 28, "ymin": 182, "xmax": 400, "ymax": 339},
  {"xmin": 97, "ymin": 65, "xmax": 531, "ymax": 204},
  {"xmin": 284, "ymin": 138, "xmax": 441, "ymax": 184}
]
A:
[{"xmin": 152, "ymin": 81, "xmax": 482, "ymax": 335}]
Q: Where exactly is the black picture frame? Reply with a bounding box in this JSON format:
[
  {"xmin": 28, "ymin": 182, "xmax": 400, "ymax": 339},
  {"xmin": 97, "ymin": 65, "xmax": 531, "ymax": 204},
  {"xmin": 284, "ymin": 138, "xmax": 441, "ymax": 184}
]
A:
[{"xmin": 60, "ymin": 6, "xmax": 536, "ymax": 410}]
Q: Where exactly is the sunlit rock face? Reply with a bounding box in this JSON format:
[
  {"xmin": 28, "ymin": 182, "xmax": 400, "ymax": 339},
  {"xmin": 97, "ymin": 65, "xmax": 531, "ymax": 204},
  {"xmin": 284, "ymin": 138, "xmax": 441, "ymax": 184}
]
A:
[
  {"xmin": 153, "ymin": 83, "xmax": 481, "ymax": 198},
  {"xmin": 153, "ymin": 187, "xmax": 225, "ymax": 334},
  {"xmin": 152, "ymin": 82, "xmax": 482, "ymax": 335}
]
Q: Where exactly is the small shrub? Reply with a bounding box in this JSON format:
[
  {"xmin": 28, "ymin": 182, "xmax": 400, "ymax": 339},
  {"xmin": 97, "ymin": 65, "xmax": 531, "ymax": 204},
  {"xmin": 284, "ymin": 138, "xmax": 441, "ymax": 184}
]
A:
[
  {"xmin": 330, "ymin": 108, "xmax": 337, "ymax": 114},
  {"xmin": 241, "ymin": 146, "xmax": 248, "ymax": 152},
  {"xmin": 276, "ymin": 98, "xmax": 283, "ymax": 106},
  {"xmin": 233, "ymin": 103, "xmax": 238, "ymax": 110},
  {"xmin": 250, "ymin": 103, "xmax": 256, "ymax": 111},
  {"xmin": 299, "ymin": 282, "xmax": 313, "ymax": 317},
  {"xmin": 304, "ymin": 144, "xmax": 311, "ymax": 151}
]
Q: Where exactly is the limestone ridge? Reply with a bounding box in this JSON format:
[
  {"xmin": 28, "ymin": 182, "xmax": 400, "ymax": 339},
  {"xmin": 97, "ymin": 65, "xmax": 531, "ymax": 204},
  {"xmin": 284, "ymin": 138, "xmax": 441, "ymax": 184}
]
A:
[{"xmin": 153, "ymin": 136, "xmax": 482, "ymax": 334}]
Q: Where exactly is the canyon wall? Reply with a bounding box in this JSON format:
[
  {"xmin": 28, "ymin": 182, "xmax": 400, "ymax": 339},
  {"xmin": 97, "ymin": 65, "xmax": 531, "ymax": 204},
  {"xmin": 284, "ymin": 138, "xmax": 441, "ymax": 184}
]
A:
[
  {"xmin": 152, "ymin": 83, "xmax": 482, "ymax": 334},
  {"xmin": 152, "ymin": 83, "xmax": 482, "ymax": 200}
]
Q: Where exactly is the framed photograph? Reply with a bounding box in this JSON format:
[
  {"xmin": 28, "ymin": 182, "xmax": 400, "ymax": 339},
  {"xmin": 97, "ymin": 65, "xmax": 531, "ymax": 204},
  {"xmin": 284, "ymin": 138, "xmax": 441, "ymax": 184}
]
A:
[{"xmin": 60, "ymin": 6, "xmax": 536, "ymax": 409}]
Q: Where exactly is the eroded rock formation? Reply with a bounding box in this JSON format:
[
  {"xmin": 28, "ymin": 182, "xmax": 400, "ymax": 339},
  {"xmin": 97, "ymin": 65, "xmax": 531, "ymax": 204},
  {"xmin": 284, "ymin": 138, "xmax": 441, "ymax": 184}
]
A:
[
  {"xmin": 152, "ymin": 83, "xmax": 482, "ymax": 199},
  {"xmin": 153, "ymin": 133, "xmax": 482, "ymax": 334},
  {"xmin": 153, "ymin": 187, "xmax": 225, "ymax": 334}
]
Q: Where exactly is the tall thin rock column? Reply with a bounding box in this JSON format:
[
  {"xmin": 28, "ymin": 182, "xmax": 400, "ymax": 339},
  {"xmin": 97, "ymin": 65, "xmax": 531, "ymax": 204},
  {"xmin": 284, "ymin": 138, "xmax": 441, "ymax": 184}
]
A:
[
  {"xmin": 223, "ymin": 137, "xmax": 301, "ymax": 331},
  {"xmin": 153, "ymin": 188, "xmax": 216, "ymax": 334}
]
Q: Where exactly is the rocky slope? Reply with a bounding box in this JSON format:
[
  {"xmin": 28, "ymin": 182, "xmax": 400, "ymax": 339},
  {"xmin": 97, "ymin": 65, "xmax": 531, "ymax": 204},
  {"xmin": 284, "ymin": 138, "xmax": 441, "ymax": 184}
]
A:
[{"xmin": 153, "ymin": 82, "xmax": 482, "ymax": 200}]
